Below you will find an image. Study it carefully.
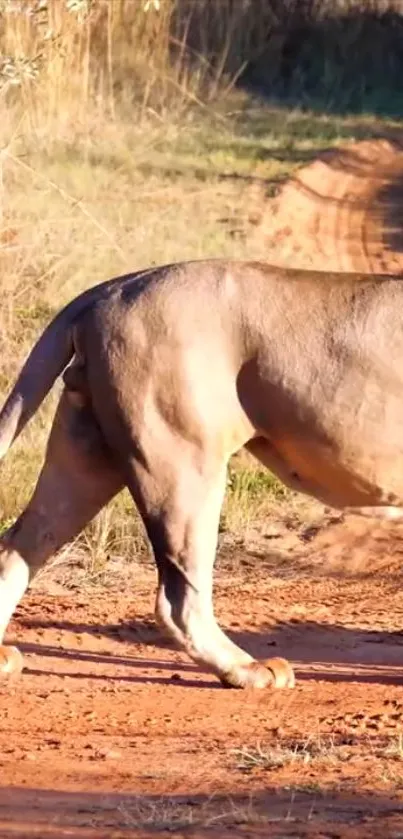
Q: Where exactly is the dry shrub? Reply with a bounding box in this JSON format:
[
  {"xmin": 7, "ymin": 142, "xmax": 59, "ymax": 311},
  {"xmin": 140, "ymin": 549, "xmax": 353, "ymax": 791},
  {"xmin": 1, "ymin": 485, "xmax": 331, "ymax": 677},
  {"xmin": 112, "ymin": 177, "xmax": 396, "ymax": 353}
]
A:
[{"xmin": 0, "ymin": 0, "xmax": 402, "ymax": 132}]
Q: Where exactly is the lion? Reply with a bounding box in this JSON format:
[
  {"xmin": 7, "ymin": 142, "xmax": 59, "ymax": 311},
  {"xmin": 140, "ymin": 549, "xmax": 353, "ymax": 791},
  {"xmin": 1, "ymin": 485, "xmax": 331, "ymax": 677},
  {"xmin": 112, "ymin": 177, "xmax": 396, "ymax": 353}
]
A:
[{"xmin": 0, "ymin": 259, "xmax": 402, "ymax": 689}]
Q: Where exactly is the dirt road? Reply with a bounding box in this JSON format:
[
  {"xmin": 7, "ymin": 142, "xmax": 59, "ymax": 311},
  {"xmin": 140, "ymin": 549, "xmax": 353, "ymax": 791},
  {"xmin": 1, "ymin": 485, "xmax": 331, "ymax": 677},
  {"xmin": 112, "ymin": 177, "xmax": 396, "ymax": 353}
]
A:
[
  {"xmin": 253, "ymin": 138, "xmax": 403, "ymax": 275},
  {"xmin": 1, "ymin": 516, "xmax": 403, "ymax": 838}
]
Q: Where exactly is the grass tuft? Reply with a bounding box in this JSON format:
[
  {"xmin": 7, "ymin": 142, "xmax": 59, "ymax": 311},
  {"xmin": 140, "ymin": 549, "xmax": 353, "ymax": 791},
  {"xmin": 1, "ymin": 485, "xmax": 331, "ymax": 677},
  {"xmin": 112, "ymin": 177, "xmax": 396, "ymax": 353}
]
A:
[{"xmin": 233, "ymin": 735, "xmax": 340, "ymax": 773}]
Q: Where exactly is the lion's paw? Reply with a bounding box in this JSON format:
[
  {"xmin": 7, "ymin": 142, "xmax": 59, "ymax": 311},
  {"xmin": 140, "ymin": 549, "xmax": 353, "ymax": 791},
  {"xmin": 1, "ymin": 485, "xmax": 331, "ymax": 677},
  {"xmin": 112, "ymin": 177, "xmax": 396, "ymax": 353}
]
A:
[
  {"xmin": 220, "ymin": 656, "xmax": 295, "ymax": 689},
  {"xmin": 263, "ymin": 656, "xmax": 295, "ymax": 688}
]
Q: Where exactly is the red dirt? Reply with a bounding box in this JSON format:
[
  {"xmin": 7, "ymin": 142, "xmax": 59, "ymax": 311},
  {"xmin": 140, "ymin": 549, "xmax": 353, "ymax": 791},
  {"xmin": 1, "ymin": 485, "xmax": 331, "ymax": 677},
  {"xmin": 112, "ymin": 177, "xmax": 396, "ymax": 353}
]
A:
[
  {"xmin": 253, "ymin": 138, "xmax": 403, "ymax": 274},
  {"xmin": 2, "ymin": 515, "xmax": 403, "ymax": 838}
]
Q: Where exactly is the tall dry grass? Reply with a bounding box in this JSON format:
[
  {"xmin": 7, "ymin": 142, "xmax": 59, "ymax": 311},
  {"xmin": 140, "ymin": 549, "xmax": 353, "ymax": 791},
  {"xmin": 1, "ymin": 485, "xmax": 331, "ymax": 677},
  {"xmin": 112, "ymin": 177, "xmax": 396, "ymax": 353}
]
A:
[
  {"xmin": 0, "ymin": 0, "xmax": 258, "ymax": 128},
  {"xmin": 1, "ymin": 0, "xmax": 402, "ymax": 131}
]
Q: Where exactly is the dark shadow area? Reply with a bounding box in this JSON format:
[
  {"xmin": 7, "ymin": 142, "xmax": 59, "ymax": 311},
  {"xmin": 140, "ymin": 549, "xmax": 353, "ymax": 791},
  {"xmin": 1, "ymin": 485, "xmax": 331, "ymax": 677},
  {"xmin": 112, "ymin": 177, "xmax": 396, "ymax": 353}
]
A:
[
  {"xmin": 23, "ymin": 665, "xmax": 220, "ymax": 689},
  {"xmin": 230, "ymin": 106, "xmax": 403, "ymax": 146},
  {"xmin": 229, "ymin": 620, "xmax": 403, "ymax": 686},
  {"xmin": 239, "ymin": 9, "xmax": 403, "ymax": 119},
  {"xmin": 12, "ymin": 614, "xmax": 403, "ymax": 687},
  {"xmin": 378, "ymin": 170, "xmax": 403, "ymax": 259},
  {"xmin": 14, "ymin": 638, "xmax": 221, "ymax": 689},
  {"xmin": 0, "ymin": 784, "xmax": 402, "ymax": 838},
  {"xmin": 170, "ymin": 1, "xmax": 403, "ymax": 118}
]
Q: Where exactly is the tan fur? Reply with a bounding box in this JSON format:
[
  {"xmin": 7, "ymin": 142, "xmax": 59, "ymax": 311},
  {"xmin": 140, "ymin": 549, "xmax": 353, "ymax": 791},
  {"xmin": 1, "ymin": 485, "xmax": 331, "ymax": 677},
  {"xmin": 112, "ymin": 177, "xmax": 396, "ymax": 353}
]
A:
[{"xmin": 0, "ymin": 259, "xmax": 402, "ymax": 689}]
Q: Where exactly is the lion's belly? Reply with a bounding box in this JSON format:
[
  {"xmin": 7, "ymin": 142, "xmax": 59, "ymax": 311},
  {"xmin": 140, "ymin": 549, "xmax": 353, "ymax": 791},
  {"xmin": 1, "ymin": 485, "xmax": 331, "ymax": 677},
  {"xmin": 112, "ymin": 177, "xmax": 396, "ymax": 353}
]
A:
[
  {"xmin": 269, "ymin": 432, "xmax": 403, "ymax": 508},
  {"xmin": 250, "ymin": 385, "xmax": 403, "ymax": 509},
  {"xmin": 245, "ymin": 326, "xmax": 403, "ymax": 508}
]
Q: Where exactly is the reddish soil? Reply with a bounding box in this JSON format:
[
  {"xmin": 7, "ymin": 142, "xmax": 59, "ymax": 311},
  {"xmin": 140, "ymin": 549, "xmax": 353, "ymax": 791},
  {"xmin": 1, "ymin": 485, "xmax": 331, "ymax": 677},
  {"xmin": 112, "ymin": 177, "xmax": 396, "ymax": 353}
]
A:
[
  {"xmin": 253, "ymin": 138, "xmax": 403, "ymax": 274},
  {"xmin": 2, "ymin": 515, "xmax": 403, "ymax": 838}
]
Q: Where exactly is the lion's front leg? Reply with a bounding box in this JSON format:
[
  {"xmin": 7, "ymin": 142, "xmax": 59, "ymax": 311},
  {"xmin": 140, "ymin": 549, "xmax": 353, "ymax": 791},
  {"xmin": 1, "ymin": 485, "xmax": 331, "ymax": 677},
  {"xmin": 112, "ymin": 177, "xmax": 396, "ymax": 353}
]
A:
[{"xmin": 126, "ymin": 442, "xmax": 295, "ymax": 690}]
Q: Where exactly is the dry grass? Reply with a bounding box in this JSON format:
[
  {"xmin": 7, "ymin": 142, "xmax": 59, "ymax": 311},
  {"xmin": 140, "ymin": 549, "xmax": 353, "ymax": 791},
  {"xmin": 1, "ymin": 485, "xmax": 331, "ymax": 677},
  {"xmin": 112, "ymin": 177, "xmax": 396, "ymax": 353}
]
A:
[
  {"xmin": 1, "ymin": 1, "xmax": 402, "ymax": 120},
  {"xmin": 232, "ymin": 733, "xmax": 403, "ymax": 800},
  {"xmin": 117, "ymin": 792, "xmax": 291, "ymax": 830},
  {"xmin": 0, "ymin": 0, "xmax": 401, "ymax": 580},
  {"xmin": 233, "ymin": 735, "xmax": 341, "ymax": 773}
]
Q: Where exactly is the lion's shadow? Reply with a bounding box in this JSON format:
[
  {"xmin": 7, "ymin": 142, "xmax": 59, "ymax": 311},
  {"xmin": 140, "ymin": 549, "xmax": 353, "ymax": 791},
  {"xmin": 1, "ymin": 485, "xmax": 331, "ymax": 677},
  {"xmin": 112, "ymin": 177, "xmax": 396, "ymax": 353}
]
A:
[{"xmin": 13, "ymin": 611, "xmax": 403, "ymax": 687}]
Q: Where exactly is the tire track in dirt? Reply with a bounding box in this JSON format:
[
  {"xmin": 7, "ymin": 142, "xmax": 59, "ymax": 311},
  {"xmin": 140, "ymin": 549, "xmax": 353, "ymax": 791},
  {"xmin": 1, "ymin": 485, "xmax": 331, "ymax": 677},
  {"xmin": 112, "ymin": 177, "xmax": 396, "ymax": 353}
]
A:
[
  {"xmin": 2, "ymin": 526, "xmax": 403, "ymax": 838},
  {"xmin": 253, "ymin": 138, "xmax": 403, "ymax": 274}
]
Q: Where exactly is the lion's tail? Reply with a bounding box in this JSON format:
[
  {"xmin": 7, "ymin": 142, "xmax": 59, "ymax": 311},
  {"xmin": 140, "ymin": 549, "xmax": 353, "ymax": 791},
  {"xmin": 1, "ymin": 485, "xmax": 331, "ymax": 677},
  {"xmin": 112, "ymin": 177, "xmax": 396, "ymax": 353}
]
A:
[{"xmin": 0, "ymin": 278, "xmax": 113, "ymax": 459}]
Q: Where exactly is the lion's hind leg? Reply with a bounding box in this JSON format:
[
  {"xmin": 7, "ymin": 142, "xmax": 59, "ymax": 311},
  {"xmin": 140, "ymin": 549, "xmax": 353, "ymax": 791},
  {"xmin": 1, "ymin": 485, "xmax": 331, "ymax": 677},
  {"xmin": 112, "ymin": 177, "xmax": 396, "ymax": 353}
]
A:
[{"xmin": 0, "ymin": 388, "xmax": 124, "ymax": 677}]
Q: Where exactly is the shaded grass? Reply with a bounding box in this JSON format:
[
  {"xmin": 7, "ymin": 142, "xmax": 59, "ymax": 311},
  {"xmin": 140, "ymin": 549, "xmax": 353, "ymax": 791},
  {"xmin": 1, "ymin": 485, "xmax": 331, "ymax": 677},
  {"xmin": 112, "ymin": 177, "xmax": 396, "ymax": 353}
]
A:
[
  {"xmin": 2, "ymin": 1, "xmax": 403, "ymax": 120},
  {"xmin": 243, "ymin": 4, "xmax": 403, "ymax": 118}
]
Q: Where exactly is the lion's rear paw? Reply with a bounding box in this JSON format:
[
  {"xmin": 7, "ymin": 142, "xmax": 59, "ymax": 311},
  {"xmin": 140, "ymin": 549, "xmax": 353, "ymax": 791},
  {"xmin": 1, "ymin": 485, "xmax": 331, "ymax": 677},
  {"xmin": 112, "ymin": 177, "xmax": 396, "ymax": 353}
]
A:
[
  {"xmin": 220, "ymin": 656, "xmax": 295, "ymax": 689},
  {"xmin": 263, "ymin": 656, "xmax": 295, "ymax": 688},
  {"xmin": 0, "ymin": 645, "xmax": 24, "ymax": 678}
]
